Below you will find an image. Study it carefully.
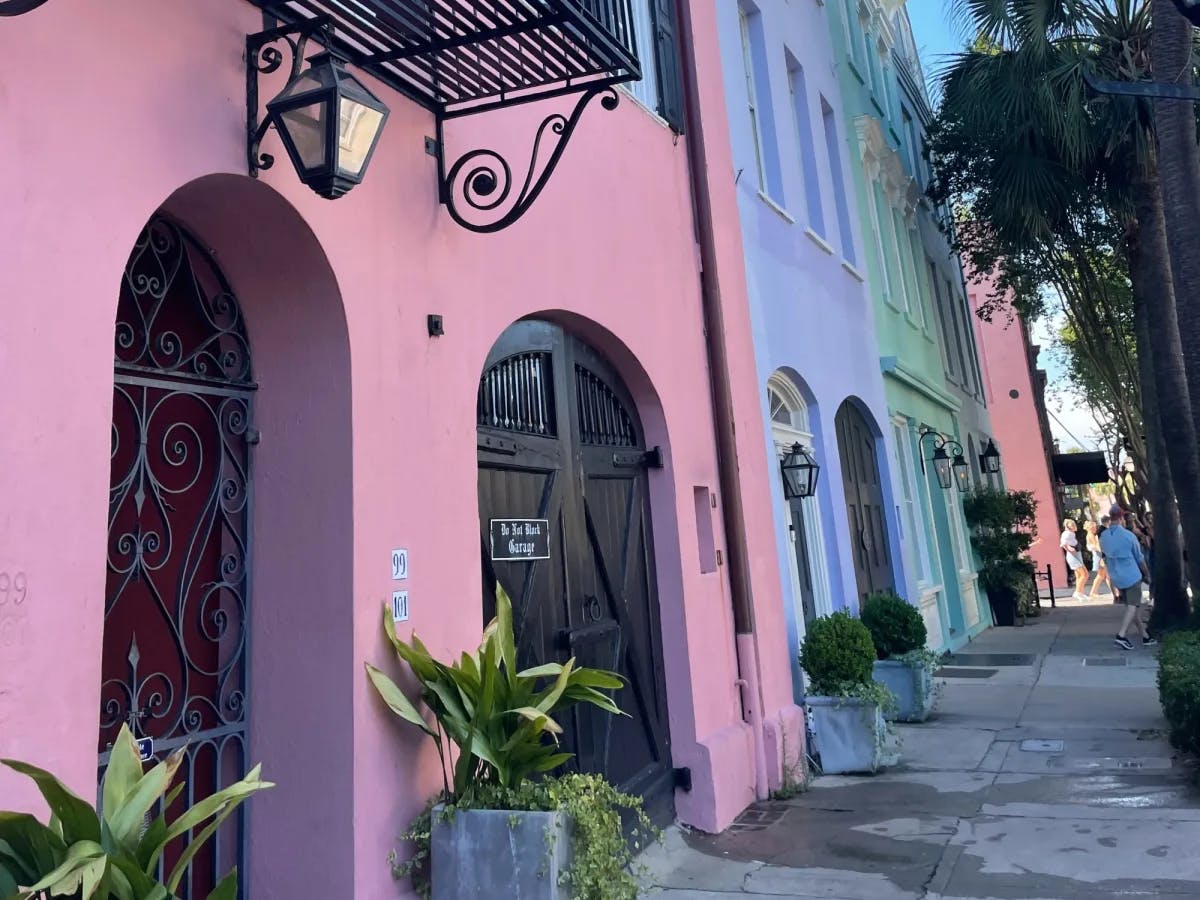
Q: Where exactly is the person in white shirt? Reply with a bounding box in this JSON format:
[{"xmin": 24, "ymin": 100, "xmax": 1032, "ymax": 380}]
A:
[{"xmin": 1060, "ymin": 518, "xmax": 1088, "ymax": 601}]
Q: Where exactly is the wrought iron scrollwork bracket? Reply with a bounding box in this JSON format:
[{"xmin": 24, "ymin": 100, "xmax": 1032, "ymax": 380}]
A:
[
  {"xmin": 431, "ymin": 85, "xmax": 621, "ymax": 234},
  {"xmin": 246, "ymin": 16, "xmax": 333, "ymax": 179},
  {"xmin": 0, "ymin": 0, "xmax": 50, "ymax": 15},
  {"xmin": 917, "ymin": 427, "xmax": 964, "ymax": 476}
]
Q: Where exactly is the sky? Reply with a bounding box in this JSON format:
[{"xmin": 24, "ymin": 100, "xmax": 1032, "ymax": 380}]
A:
[{"xmin": 905, "ymin": 0, "xmax": 1103, "ymax": 452}]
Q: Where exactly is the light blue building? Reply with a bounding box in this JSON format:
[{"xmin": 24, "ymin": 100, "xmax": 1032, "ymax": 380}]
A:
[{"xmin": 715, "ymin": 0, "xmax": 912, "ymax": 696}]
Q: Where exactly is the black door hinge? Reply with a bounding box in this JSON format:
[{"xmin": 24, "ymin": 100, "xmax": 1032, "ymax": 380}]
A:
[
  {"xmin": 478, "ymin": 434, "xmax": 519, "ymax": 455},
  {"xmin": 673, "ymin": 766, "xmax": 692, "ymax": 792},
  {"xmin": 612, "ymin": 446, "xmax": 664, "ymax": 469}
]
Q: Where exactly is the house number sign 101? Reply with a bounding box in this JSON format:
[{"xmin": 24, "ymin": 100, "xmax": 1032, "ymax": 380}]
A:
[{"xmin": 489, "ymin": 519, "xmax": 551, "ymax": 561}]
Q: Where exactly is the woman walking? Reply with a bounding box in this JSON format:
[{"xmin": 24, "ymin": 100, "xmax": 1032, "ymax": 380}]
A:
[
  {"xmin": 1061, "ymin": 518, "xmax": 1088, "ymax": 601},
  {"xmin": 1086, "ymin": 520, "xmax": 1111, "ymax": 599}
]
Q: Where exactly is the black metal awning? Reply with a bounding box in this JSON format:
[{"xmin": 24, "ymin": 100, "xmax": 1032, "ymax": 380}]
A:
[
  {"xmin": 1052, "ymin": 451, "xmax": 1110, "ymax": 486},
  {"xmin": 251, "ymin": 0, "xmax": 642, "ymax": 117}
]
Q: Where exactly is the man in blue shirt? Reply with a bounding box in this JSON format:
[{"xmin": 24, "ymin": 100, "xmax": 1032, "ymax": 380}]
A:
[{"xmin": 1099, "ymin": 504, "xmax": 1156, "ymax": 650}]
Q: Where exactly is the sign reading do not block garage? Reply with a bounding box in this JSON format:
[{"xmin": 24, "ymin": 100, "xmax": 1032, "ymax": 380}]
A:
[{"xmin": 489, "ymin": 519, "xmax": 551, "ymax": 561}]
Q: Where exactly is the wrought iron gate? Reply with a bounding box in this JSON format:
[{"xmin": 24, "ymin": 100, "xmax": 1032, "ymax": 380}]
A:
[
  {"xmin": 477, "ymin": 321, "xmax": 675, "ymax": 826},
  {"xmin": 100, "ymin": 216, "xmax": 254, "ymax": 899}
]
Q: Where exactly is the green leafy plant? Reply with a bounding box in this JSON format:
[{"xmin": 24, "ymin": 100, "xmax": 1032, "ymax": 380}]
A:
[
  {"xmin": 0, "ymin": 724, "xmax": 272, "ymax": 900},
  {"xmin": 368, "ymin": 585, "xmax": 655, "ymax": 900},
  {"xmin": 860, "ymin": 591, "xmax": 927, "ymax": 660},
  {"xmin": 1157, "ymin": 631, "xmax": 1200, "ymax": 754},
  {"xmin": 962, "ymin": 488, "xmax": 1039, "ymax": 597},
  {"xmin": 799, "ymin": 611, "xmax": 877, "ymax": 696},
  {"xmin": 365, "ymin": 584, "xmax": 625, "ymax": 798},
  {"xmin": 769, "ymin": 719, "xmax": 810, "ymax": 801},
  {"xmin": 391, "ymin": 775, "xmax": 658, "ymax": 900}
]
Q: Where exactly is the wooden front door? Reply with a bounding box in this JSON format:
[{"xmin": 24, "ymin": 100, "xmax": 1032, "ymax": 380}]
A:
[
  {"xmin": 477, "ymin": 321, "xmax": 674, "ymax": 825},
  {"xmin": 835, "ymin": 401, "xmax": 893, "ymax": 602},
  {"xmin": 101, "ymin": 215, "xmax": 254, "ymax": 898}
]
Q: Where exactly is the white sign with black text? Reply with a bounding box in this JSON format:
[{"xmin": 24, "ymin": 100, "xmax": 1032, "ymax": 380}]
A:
[
  {"xmin": 391, "ymin": 590, "xmax": 410, "ymax": 623},
  {"xmin": 391, "ymin": 548, "xmax": 409, "ymax": 581}
]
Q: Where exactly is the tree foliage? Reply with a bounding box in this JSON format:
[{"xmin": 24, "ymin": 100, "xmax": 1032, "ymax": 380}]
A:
[{"xmin": 927, "ymin": 0, "xmax": 1151, "ymax": 471}]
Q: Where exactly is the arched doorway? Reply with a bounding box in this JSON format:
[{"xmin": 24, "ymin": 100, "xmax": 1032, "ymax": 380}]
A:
[
  {"xmin": 101, "ymin": 215, "xmax": 253, "ymax": 898},
  {"xmin": 835, "ymin": 400, "xmax": 893, "ymax": 602},
  {"xmin": 767, "ymin": 373, "xmax": 831, "ymax": 632},
  {"xmin": 476, "ymin": 320, "xmax": 674, "ymax": 825}
]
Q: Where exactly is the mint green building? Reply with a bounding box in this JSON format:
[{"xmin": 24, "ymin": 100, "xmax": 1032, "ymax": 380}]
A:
[{"xmin": 826, "ymin": 0, "xmax": 995, "ymax": 649}]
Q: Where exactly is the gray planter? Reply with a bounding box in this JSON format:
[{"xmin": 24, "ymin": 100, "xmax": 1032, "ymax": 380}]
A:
[
  {"xmin": 806, "ymin": 696, "xmax": 893, "ymax": 774},
  {"xmin": 431, "ymin": 806, "xmax": 571, "ymax": 900},
  {"xmin": 872, "ymin": 659, "xmax": 935, "ymax": 722}
]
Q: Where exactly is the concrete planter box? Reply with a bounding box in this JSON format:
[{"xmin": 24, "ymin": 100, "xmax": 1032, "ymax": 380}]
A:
[
  {"xmin": 872, "ymin": 659, "xmax": 934, "ymax": 723},
  {"xmin": 431, "ymin": 806, "xmax": 571, "ymax": 900},
  {"xmin": 806, "ymin": 696, "xmax": 892, "ymax": 774}
]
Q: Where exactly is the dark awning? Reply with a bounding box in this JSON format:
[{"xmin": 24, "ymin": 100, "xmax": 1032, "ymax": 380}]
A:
[
  {"xmin": 1051, "ymin": 451, "xmax": 1109, "ymax": 486},
  {"xmin": 251, "ymin": 0, "xmax": 641, "ymax": 117}
]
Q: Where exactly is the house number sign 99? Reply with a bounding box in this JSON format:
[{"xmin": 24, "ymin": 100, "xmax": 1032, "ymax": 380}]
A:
[{"xmin": 391, "ymin": 549, "xmax": 408, "ymax": 580}]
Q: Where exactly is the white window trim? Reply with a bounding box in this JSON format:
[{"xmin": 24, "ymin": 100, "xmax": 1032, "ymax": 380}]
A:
[{"xmin": 739, "ymin": 8, "xmax": 769, "ymax": 193}]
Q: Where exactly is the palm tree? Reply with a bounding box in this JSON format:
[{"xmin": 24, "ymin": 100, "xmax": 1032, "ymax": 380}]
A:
[{"xmin": 930, "ymin": 0, "xmax": 1197, "ymax": 622}]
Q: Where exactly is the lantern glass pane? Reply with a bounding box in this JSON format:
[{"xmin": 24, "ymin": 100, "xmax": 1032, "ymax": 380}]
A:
[
  {"xmin": 933, "ymin": 454, "xmax": 952, "ymax": 490},
  {"xmin": 338, "ymin": 97, "xmax": 385, "ymax": 176},
  {"xmin": 954, "ymin": 459, "xmax": 970, "ymax": 491},
  {"xmin": 280, "ymin": 101, "xmax": 328, "ymax": 169}
]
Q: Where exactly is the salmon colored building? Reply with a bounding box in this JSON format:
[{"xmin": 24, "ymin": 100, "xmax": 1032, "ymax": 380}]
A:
[
  {"xmin": 967, "ymin": 268, "xmax": 1062, "ymax": 577},
  {"xmin": 0, "ymin": 2, "xmax": 803, "ymax": 897}
]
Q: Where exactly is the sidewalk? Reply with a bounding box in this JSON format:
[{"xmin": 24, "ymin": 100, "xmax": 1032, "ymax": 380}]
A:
[{"xmin": 641, "ymin": 603, "xmax": 1200, "ymax": 899}]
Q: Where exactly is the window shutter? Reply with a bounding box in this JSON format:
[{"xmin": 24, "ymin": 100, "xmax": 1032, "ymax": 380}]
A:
[{"xmin": 651, "ymin": 0, "xmax": 686, "ymax": 134}]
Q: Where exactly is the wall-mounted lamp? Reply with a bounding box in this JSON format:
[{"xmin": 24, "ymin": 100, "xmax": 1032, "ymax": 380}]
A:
[
  {"xmin": 978, "ymin": 438, "xmax": 1002, "ymax": 476},
  {"xmin": 919, "ymin": 428, "xmax": 970, "ymax": 492},
  {"xmin": 248, "ymin": 21, "xmax": 389, "ymax": 199},
  {"xmin": 780, "ymin": 443, "xmax": 820, "ymax": 500}
]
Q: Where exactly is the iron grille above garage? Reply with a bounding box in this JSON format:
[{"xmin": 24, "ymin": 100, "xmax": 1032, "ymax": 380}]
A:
[{"xmin": 250, "ymin": 0, "xmax": 642, "ymax": 118}]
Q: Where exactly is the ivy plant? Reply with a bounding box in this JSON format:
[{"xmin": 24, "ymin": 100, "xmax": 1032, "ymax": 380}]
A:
[{"xmin": 391, "ymin": 775, "xmax": 658, "ymax": 900}]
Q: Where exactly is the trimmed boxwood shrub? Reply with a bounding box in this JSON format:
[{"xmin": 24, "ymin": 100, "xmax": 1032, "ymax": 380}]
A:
[
  {"xmin": 800, "ymin": 610, "xmax": 876, "ymax": 695},
  {"xmin": 860, "ymin": 591, "xmax": 927, "ymax": 660},
  {"xmin": 1158, "ymin": 631, "xmax": 1200, "ymax": 753}
]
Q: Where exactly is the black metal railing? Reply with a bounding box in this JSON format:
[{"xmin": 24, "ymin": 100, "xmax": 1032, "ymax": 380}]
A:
[{"xmin": 250, "ymin": 0, "xmax": 641, "ymax": 116}]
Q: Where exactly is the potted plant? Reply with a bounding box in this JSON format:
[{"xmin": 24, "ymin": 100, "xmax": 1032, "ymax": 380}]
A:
[
  {"xmin": 0, "ymin": 724, "xmax": 272, "ymax": 899},
  {"xmin": 963, "ymin": 488, "xmax": 1040, "ymax": 627},
  {"xmin": 366, "ymin": 585, "xmax": 656, "ymax": 900},
  {"xmin": 799, "ymin": 610, "xmax": 898, "ymax": 775},
  {"xmin": 860, "ymin": 591, "xmax": 942, "ymax": 722}
]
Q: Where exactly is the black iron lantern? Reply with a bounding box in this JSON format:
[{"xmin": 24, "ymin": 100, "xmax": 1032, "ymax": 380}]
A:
[
  {"xmin": 780, "ymin": 443, "xmax": 820, "ymax": 500},
  {"xmin": 952, "ymin": 454, "xmax": 971, "ymax": 492},
  {"xmin": 265, "ymin": 51, "xmax": 389, "ymax": 199},
  {"xmin": 979, "ymin": 438, "xmax": 1001, "ymax": 475},
  {"xmin": 920, "ymin": 427, "xmax": 969, "ymax": 492},
  {"xmin": 930, "ymin": 445, "xmax": 953, "ymax": 490}
]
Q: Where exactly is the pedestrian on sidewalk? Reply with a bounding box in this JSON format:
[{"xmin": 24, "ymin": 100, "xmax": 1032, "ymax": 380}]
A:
[
  {"xmin": 1061, "ymin": 518, "xmax": 1088, "ymax": 601},
  {"xmin": 1085, "ymin": 520, "xmax": 1111, "ymax": 599},
  {"xmin": 1099, "ymin": 504, "xmax": 1157, "ymax": 650}
]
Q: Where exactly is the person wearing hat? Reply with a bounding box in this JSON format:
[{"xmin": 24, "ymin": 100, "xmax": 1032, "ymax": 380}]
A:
[{"xmin": 1099, "ymin": 503, "xmax": 1156, "ymax": 650}]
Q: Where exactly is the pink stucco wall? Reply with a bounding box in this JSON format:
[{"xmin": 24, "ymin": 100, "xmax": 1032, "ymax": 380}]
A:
[
  {"xmin": 0, "ymin": 2, "xmax": 799, "ymax": 897},
  {"xmin": 968, "ymin": 271, "xmax": 1062, "ymax": 576}
]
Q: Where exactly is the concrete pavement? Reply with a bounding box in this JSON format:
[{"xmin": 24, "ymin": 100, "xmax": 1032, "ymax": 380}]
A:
[{"xmin": 640, "ymin": 603, "xmax": 1200, "ymax": 899}]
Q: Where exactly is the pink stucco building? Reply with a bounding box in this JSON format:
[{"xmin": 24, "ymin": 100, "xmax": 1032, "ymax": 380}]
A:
[
  {"xmin": 0, "ymin": 2, "xmax": 802, "ymax": 897},
  {"xmin": 967, "ymin": 269, "xmax": 1062, "ymax": 578}
]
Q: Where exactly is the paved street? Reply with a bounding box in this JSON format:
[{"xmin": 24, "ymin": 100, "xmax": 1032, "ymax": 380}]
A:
[{"xmin": 641, "ymin": 603, "xmax": 1200, "ymax": 899}]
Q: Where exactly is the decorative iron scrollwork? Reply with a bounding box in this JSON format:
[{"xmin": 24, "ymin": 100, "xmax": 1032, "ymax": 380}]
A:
[
  {"xmin": 246, "ymin": 16, "xmax": 333, "ymax": 178},
  {"xmin": 436, "ymin": 86, "xmax": 621, "ymax": 234},
  {"xmin": 0, "ymin": 0, "xmax": 50, "ymax": 15}
]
